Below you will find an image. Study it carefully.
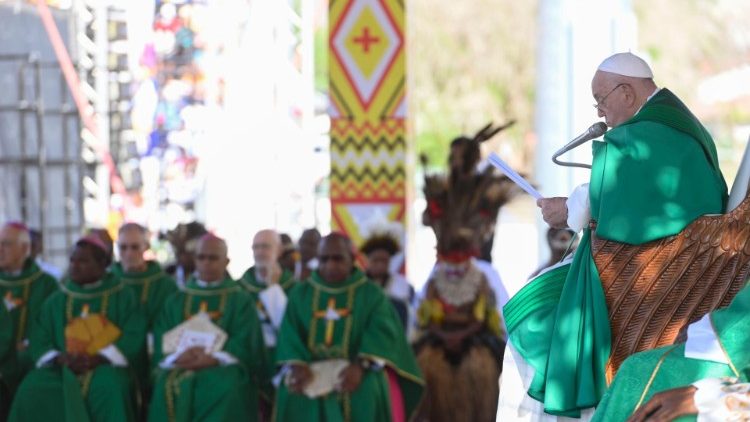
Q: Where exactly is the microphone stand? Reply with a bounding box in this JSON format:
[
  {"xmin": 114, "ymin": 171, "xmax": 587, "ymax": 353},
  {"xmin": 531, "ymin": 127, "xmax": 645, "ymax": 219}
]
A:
[{"xmin": 552, "ymin": 146, "xmax": 592, "ymax": 169}]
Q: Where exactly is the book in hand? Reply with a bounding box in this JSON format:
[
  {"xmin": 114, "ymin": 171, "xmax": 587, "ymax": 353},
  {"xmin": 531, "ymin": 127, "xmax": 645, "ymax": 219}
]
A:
[
  {"xmin": 162, "ymin": 312, "xmax": 227, "ymax": 354},
  {"xmin": 291, "ymin": 359, "xmax": 350, "ymax": 398}
]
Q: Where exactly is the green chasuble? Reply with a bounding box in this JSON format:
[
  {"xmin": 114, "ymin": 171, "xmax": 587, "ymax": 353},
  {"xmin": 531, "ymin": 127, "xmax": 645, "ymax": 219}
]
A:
[
  {"xmin": 0, "ymin": 258, "xmax": 58, "ymax": 389},
  {"xmin": 8, "ymin": 273, "xmax": 147, "ymax": 422},
  {"xmin": 238, "ymin": 267, "xmax": 296, "ymax": 401},
  {"xmin": 111, "ymin": 261, "xmax": 177, "ymax": 327},
  {"xmin": 148, "ymin": 277, "xmax": 268, "ymax": 422},
  {"xmin": 237, "ymin": 266, "xmax": 296, "ymax": 349},
  {"xmin": 0, "ymin": 303, "xmax": 13, "ymax": 410},
  {"xmin": 273, "ymin": 269, "xmax": 424, "ymax": 422},
  {"xmin": 504, "ymin": 88, "xmax": 728, "ymax": 416},
  {"xmin": 593, "ymin": 282, "xmax": 750, "ymax": 422},
  {"xmin": 110, "ymin": 261, "xmax": 177, "ymax": 391}
]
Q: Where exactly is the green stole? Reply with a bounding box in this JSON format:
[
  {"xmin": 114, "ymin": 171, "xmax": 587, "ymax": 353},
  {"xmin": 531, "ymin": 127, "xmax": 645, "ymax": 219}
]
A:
[
  {"xmin": 504, "ymin": 88, "xmax": 727, "ymax": 416},
  {"xmin": 161, "ymin": 277, "xmax": 241, "ymax": 422},
  {"xmin": 110, "ymin": 261, "xmax": 176, "ymax": 394},
  {"xmin": 0, "ymin": 259, "xmax": 58, "ymax": 385},
  {"xmin": 274, "ymin": 269, "xmax": 424, "ymax": 422},
  {"xmin": 110, "ymin": 261, "xmax": 177, "ymax": 326},
  {"xmin": 238, "ymin": 266, "xmax": 296, "ymax": 323},
  {"xmin": 151, "ymin": 277, "xmax": 266, "ymax": 422},
  {"xmin": 238, "ymin": 266, "xmax": 296, "ymax": 400},
  {"xmin": 43, "ymin": 274, "xmax": 144, "ymax": 422},
  {"xmin": 0, "ymin": 303, "xmax": 13, "ymax": 378}
]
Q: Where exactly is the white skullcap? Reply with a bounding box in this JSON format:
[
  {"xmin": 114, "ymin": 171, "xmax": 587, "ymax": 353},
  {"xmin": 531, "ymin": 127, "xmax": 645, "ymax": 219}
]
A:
[{"xmin": 597, "ymin": 52, "xmax": 653, "ymax": 78}]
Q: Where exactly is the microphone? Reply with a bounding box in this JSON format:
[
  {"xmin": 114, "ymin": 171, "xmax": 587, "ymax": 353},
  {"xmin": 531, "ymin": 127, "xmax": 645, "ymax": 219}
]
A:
[{"xmin": 552, "ymin": 122, "xmax": 608, "ymax": 169}]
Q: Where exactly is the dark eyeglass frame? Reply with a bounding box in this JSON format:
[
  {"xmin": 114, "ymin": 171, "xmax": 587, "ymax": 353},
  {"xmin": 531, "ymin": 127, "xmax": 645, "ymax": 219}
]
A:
[{"xmin": 592, "ymin": 83, "xmax": 626, "ymax": 110}]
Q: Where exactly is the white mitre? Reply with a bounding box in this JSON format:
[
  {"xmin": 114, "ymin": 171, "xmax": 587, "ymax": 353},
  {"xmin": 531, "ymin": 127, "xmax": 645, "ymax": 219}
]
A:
[{"xmin": 597, "ymin": 52, "xmax": 653, "ymax": 78}]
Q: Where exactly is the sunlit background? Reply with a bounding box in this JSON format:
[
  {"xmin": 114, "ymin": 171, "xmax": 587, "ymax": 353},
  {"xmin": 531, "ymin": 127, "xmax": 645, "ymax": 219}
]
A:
[{"xmin": 0, "ymin": 0, "xmax": 748, "ymax": 295}]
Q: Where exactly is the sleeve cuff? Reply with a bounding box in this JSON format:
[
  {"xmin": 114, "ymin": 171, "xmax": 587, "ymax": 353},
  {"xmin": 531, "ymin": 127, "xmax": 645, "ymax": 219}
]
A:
[
  {"xmin": 98, "ymin": 345, "xmax": 128, "ymax": 367},
  {"xmin": 36, "ymin": 350, "xmax": 60, "ymax": 368},
  {"xmin": 159, "ymin": 352, "xmax": 181, "ymax": 369},
  {"xmin": 566, "ymin": 183, "xmax": 590, "ymax": 232},
  {"xmin": 684, "ymin": 314, "xmax": 728, "ymax": 364},
  {"xmin": 693, "ymin": 377, "xmax": 745, "ymax": 419},
  {"xmin": 212, "ymin": 351, "xmax": 238, "ymax": 366}
]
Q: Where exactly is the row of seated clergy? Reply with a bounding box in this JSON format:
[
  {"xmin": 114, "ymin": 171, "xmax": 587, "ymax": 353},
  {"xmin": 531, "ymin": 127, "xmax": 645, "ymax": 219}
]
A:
[
  {"xmin": 5, "ymin": 232, "xmax": 424, "ymax": 422},
  {"xmin": 6, "ymin": 232, "xmax": 262, "ymax": 422}
]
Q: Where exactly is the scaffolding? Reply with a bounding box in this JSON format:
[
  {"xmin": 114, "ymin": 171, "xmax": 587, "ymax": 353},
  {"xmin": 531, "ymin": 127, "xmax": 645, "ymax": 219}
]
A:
[
  {"xmin": 0, "ymin": 1, "xmax": 132, "ymax": 268},
  {"xmin": 0, "ymin": 52, "xmax": 86, "ymax": 268}
]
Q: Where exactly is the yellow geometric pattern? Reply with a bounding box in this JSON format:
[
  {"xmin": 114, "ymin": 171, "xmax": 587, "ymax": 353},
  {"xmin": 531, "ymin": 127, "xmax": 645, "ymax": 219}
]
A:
[{"xmin": 329, "ymin": 0, "xmax": 406, "ymax": 249}]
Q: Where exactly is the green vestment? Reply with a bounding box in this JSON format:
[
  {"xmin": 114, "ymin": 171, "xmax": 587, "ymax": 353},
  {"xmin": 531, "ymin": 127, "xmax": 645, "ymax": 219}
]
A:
[
  {"xmin": 504, "ymin": 88, "xmax": 728, "ymax": 416},
  {"xmin": 273, "ymin": 269, "xmax": 424, "ymax": 422},
  {"xmin": 0, "ymin": 258, "xmax": 58, "ymax": 389},
  {"xmin": 592, "ymin": 282, "xmax": 750, "ymax": 422},
  {"xmin": 148, "ymin": 277, "xmax": 268, "ymax": 422},
  {"xmin": 111, "ymin": 261, "xmax": 177, "ymax": 393},
  {"xmin": 8, "ymin": 273, "xmax": 147, "ymax": 422},
  {"xmin": 238, "ymin": 266, "xmax": 296, "ymax": 401},
  {"xmin": 0, "ymin": 303, "xmax": 13, "ymax": 412}
]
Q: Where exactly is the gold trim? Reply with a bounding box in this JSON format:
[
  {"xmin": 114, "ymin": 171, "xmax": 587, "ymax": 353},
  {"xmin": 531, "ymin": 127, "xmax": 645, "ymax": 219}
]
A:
[
  {"xmin": 238, "ymin": 277, "xmax": 263, "ymax": 293},
  {"xmin": 342, "ymin": 287, "xmax": 355, "ymax": 358},
  {"xmin": 633, "ymin": 345, "xmax": 679, "ymax": 412},
  {"xmin": 181, "ymin": 285, "xmax": 241, "ymax": 296},
  {"xmin": 165, "ymin": 369, "xmax": 179, "ymax": 422},
  {"xmin": 66, "ymin": 289, "xmax": 112, "ymax": 322},
  {"xmin": 280, "ymin": 276, "xmax": 296, "ymax": 291},
  {"xmin": 120, "ymin": 273, "xmax": 163, "ymax": 304},
  {"xmin": 79, "ymin": 370, "xmax": 94, "ymax": 397},
  {"xmin": 15, "ymin": 282, "xmax": 31, "ymax": 345},
  {"xmin": 182, "ymin": 291, "xmax": 228, "ymax": 321},
  {"xmin": 307, "ymin": 276, "xmax": 368, "ymax": 294},
  {"xmin": 710, "ymin": 314, "xmax": 741, "ymax": 377},
  {"xmin": 60, "ymin": 282, "xmax": 124, "ymax": 299},
  {"xmin": 307, "ymin": 287, "xmax": 322, "ymax": 350},
  {"xmin": 307, "ymin": 284, "xmax": 356, "ymax": 356},
  {"xmin": 358, "ymin": 352, "xmax": 426, "ymax": 386},
  {"xmin": 0, "ymin": 270, "xmax": 44, "ymax": 287}
]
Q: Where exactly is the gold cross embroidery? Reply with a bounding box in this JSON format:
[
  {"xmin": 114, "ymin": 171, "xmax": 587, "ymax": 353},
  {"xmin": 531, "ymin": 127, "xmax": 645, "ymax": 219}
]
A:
[
  {"xmin": 4, "ymin": 291, "xmax": 25, "ymax": 310},
  {"xmin": 312, "ymin": 297, "xmax": 350, "ymax": 346},
  {"xmin": 198, "ymin": 300, "xmax": 222, "ymax": 320}
]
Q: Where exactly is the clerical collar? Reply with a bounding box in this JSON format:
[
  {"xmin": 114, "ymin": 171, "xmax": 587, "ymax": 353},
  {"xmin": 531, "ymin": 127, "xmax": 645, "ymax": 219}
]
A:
[
  {"xmin": 636, "ymin": 87, "xmax": 661, "ymax": 115},
  {"xmin": 195, "ymin": 278, "xmax": 223, "ymax": 288},
  {"xmin": 3, "ymin": 268, "xmax": 23, "ymax": 277},
  {"xmin": 80, "ymin": 279, "xmax": 103, "ymax": 290}
]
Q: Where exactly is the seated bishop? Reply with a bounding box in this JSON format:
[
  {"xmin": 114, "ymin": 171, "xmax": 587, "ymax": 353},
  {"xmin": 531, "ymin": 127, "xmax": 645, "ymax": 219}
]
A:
[
  {"xmin": 148, "ymin": 234, "xmax": 268, "ymax": 422},
  {"xmin": 273, "ymin": 233, "xmax": 424, "ymax": 422},
  {"xmin": 9, "ymin": 235, "xmax": 147, "ymax": 422}
]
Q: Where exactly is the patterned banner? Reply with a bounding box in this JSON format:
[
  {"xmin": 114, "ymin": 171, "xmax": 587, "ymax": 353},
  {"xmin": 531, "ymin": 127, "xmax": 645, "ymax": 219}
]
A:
[{"xmin": 329, "ymin": 0, "xmax": 406, "ymax": 251}]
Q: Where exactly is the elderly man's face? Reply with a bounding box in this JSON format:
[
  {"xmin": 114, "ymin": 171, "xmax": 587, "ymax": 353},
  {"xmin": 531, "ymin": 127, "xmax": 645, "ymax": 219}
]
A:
[
  {"xmin": 117, "ymin": 228, "xmax": 148, "ymax": 272},
  {"xmin": 195, "ymin": 238, "xmax": 229, "ymax": 282},
  {"xmin": 0, "ymin": 226, "xmax": 30, "ymax": 271},
  {"xmin": 592, "ymin": 71, "xmax": 631, "ymax": 128},
  {"xmin": 317, "ymin": 237, "xmax": 353, "ymax": 284},
  {"xmin": 252, "ymin": 230, "xmax": 280, "ymax": 269}
]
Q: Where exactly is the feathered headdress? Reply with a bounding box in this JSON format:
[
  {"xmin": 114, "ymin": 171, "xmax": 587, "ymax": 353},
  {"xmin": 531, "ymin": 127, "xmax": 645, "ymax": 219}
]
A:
[{"xmin": 421, "ymin": 121, "xmax": 523, "ymax": 261}]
